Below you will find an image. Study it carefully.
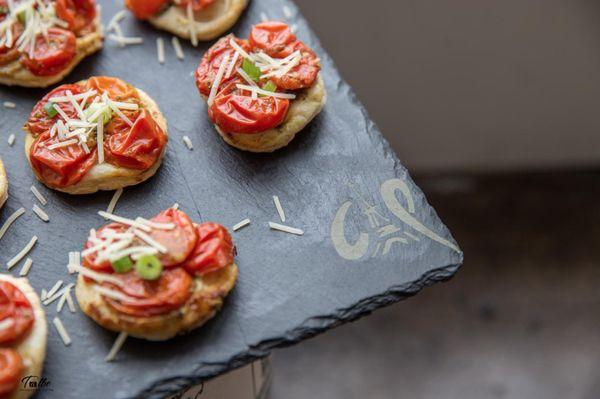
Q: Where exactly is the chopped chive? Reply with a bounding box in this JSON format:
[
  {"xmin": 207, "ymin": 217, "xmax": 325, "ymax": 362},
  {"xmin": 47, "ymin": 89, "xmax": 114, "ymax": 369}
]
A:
[
  {"xmin": 44, "ymin": 102, "xmax": 58, "ymax": 118},
  {"xmin": 242, "ymin": 58, "xmax": 261, "ymax": 82},
  {"xmin": 111, "ymin": 257, "xmax": 133, "ymax": 274}
]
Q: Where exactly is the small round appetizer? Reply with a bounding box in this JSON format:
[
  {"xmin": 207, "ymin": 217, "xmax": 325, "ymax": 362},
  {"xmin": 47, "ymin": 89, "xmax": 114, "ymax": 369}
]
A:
[
  {"xmin": 75, "ymin": 208, "xmax": 238, "ymax": 341},
  {"xmin": 0, "ymin": 274, "xmax": 47, "ymax": 399},
  {"xmin": 124, "ymin": 0, "xmax": 248, "ymax": 44},
  {"xmin": 0, "ymin": 157, "xmax": 7, "ymax": 208},
  {"xmin": 195, "ymin": 21, "xmax": 326, "ymax": 152},
  {"xmin": 23, "ymin": 76, "xmax": 168, "ymax": 195},
  {"xmin": 0, "ymin": 0, "xmax": 103, "ymax": 88}
]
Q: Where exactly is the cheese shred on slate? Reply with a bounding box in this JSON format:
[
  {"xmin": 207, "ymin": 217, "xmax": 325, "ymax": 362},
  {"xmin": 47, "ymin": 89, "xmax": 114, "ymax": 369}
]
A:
[
  {"xmin": 268, "ymin": 222, "xmax": 304, "ymax": 236},
  {"xmin": 0, "ymin": 208, "xmax": 25, "ymax": 241},
  {"xmin": 105, "ymin": 332, "xmax": 128, "ymax": 362},
  {"xmin": 30, "ymin": 185, "xmax": 48, "ymax": 205},
  {"xmin": 106, "ymin": 188, "xmax": 123, "ymax": 215},
  {"xmin": 183, "ymin": 135, "xmax": 193, "ymax": 150},
  {"xmin": 2, "ymin": 101, "xmax": 16, "ymax": 109},
  {"xmin": 7, "ymin": 134, "xmax": 15, "ymax": 146},
  {"xmin": 233, "ymin": 219, "xmax": 251, "ymax": 231},
  {"xmin": 157, "ymin": 37, "xmax": 165, "ymax": 64},
  {"xmin": 32, "ymin": 205, "xmax": 49, "ymax": 222},
  {"xmin": 53, "ymin": 317, "xmax": 72, "ymax": 346},
  {"xmin": 19, "ymin": 258, "xmax": 33, "ymax": 277},
  {"xmin": 273, "ymin": 195, "xmax": 286, "ymax": 222},
  {"xmin": 7, "ymin": 235, "xmax": 38, "ymax": 269},
  {"xmin": 171, "ymin": 36, "xmax": 185, "ymax": 60}
]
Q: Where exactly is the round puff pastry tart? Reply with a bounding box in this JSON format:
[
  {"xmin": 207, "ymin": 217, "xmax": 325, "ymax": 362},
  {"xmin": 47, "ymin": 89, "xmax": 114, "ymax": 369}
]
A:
[
  {"xmin": 125, "ymin": 0, "xmax": 248, "ymax": 43},
  {"xmin": 195, "ymin": 21, "xmax": 326, "ymax": 153},
  {"xmin": 0, "ymin": 157, "xmax": 7, "ymax": 208},
  {"xmin": 0, "ymin": 274, "xmax": 47, "ymax": 399},
  {"xmin": 0, "ymin": 0, "xmax": 103, "ymax": 88},
  {"xmin": 23, "ymin": 76, "xmax": 168, "ymax": 195},
  {"xmin": 75, "ymin": 208, "xmax": 238, "ymax": 341}
]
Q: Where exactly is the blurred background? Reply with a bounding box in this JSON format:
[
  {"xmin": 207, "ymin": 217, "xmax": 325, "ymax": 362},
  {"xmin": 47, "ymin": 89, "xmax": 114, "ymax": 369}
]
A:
[{"xmin": 271, "ymin": 1, "xmax": 600, "ymax": 398}]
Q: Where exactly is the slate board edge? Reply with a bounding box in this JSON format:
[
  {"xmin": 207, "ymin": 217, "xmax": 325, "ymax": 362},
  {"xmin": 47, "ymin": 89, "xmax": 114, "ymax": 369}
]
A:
[{"xmin": 136, "ymin": 259, "xmax": 463, "ymax": 399}]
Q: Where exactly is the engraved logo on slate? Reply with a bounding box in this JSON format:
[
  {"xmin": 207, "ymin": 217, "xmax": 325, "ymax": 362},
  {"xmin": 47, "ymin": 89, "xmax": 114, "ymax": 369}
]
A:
[{"xmin": 331, "ymin": 178, "xmax": 460, "ymax": 260}]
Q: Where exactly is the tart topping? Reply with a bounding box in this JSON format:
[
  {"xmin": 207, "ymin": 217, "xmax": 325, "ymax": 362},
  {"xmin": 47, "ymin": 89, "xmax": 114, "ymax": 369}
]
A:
[
  {"xmin": 0, "ymin": 281, "xmax": 34, "ymax": 345},
  {"xmin": 0, "ymin": 348, "xmax": 24, "ymax": 397}
]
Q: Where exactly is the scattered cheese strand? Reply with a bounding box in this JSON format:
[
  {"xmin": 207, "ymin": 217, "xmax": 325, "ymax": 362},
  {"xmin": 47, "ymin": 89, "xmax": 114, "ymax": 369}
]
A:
[
  {"xmin": 7, "ymin": 235, "xmax": 38, "ymax": 269},
  {"xmin": 53, "ymin": 317, "xmax": 71, "ymax": 346},
  {"xmin": 273, "ymin": 196, "xmax": 286, "ymax": 222},
  {"xmin": 106, "ymin": 188, "xmax": 123, "ymax": 215},
  {"xmin": 171, "ymin": 36, "xmax": 184, "ymax": 60},
  {"xmin": 105, "ymin": 332, "xmax": 128, "ymax": 362},
  {"xmin": 7, "ymin": 134, "xmax": 15, "ymax": 146},
  {"xmin": 0, "ymin": 208, "xmax": 25, "ymax": 241},
  {"xmin": 157, "ymin": 37, "xmax": 165, "ymax": 64},
  {"xmin": 182, "ymin": 135, "xmax": 193, "ymax": 150},
  {"xmin": 19, "ymin": 258, "xmax": 33, "ymax": 277},
  {"xmin": 30, "ymin": 185, "xmax": 47, "ymax": 205},
  {"xmin": 32, "ymin": 204, "xmax": 49, "ymax": 222},
  {"xmin": 268, "ymin": 222, "xmax": 304, "ymax": 236},
  {"xmin": 233, "ymin": 219, "xmax": 251, "ymax": 231},
  {"xmin": 2, "ymin": 101, "xmax": 16, "ymax": 108}
]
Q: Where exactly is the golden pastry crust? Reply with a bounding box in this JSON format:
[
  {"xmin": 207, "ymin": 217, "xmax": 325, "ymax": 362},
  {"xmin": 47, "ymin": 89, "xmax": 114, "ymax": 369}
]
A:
[
  {"xmin": 0, "ymin": 274, "xmax": 47, "ymax": 399},
  {"xmin": 0, "ymin": 11, "xmax": 103, "ymax": 88},
  {"xmin": 75, "ymin": 263, "xmax": 238, "ymax": 341},
  {"xmin": 149, "ymin": 0, "xmax": 248, "ymax": 41},
  {"xmin": 0, "ymin": 157, "xmax": 7, "ymax": 208},
  {"xmin": 23, "ymin": 86, "xmax": 168, "ymax": 195},
  {"xmin": 212, "ymin": 74, "xmax": 326, "ymax": 152}
]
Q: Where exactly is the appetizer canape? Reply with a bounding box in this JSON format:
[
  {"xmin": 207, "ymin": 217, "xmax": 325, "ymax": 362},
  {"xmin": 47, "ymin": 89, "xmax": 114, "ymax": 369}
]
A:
[
  {"xmin": 75, "ymin": 208, "xmax": 238, "ymax": 341},
  {"xmin": 0, "ymin": 0, "xmax": 103, "ymax": 88},
  {"xmin": 23, "ymin": 76, "xmax": 168, "ymax": 195},
  {"xmin": 124, "ymin": 0, "xmax": 247, "ymax": 44},
  {"xmin": 0, "ymin": 157, "xmax": 7, "ymax": 208},
  {"xmin": 195, "ymin": 21, "xmax": 326, "ymax": 152},
  {"xmin": 0, "ymin": 274, "xmax": 47, "ymax": 399}
]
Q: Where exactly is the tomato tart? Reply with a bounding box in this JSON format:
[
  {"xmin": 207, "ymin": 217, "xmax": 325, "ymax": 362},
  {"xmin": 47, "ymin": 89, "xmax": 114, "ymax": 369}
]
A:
[
  {"xmin": 0, "ymin": 157, "xmax": 7, "ymax": 208},
  {"xmin": 23, "ymin": 76, "xmax": 168, "ymax": 195},
  {"xmin": 195, "ymin": 21, "xmax": 326, "ymax": 152},
  {"xmin": 0, "ymin": 0, "xmax": 103, "ymax": 88},
  {"xmin": 75, "ymin": 208, "xmax": 238, "ymax": 341},
  {"xmin": 125, "ymin": 0, "xmax": 247, "ymax": 44},
  {"xmin": 0, "ymin": 274, "xmax": 47, "ymax": 399}
]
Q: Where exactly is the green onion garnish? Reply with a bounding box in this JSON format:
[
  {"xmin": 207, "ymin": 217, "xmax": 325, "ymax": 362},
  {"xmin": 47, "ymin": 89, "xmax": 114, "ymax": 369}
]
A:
[
  {"xmin": 43, "ymin": 102, "xmax": 58, "ymax": 118},
  {"xmin": 111, "ymin": 257, "xmax": 133, "ymax": 274},
  {"xmin": 262, "ymin": 81, "xmax": 277, "ymax": 92},
  {"xmin": 242, "ymin": 58, "xmax": 261, "ymax": 82},
  {"xmin": 135, "ymin": 254, "xmax": 163, "ymax": 280}
]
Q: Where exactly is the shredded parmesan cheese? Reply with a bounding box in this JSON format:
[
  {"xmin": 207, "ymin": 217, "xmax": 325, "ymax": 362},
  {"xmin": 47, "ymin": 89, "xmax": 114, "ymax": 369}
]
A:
[
  {"xmin": 53, "ymin": 317, "xmax": 72, "ymax": 346},
  {"xmin": 30, "ymin": 185, "xmax": 47, "ymax": 205},
  {"xmin": 207, "ymin": 52, "xmax": 231, "ymax": 106},
  {"xmin": 157, "ymin": 37, "xmax": 165, "ymax": 64},
  {"xmin": 105, "ymin": 332, "xmax": 128, "ymax": 362},
  {"xmin": 106, "ymin": 188, "xmax": 123, "ymax": 215},
  {"xmin": 65, "ymin": 291, "xmax": 76, "ymax": 313},
  {"xmin": 71, "ymin": 264, "xmax": 125, "ymax": 287},
  {"xmin": 268, "ymin": 222, "xmax": 304, "ymax": 236},
  {"xmin": 2, "ymin": 101, "xmax": 16, "ymax": 108},
  {"xmin": 7, "ymin": 235, "xmax": 38, "ymax": 269},
  {"xmin": 171, "ymin": 36, "xmax": 184, "ymax": 60},
  {"xmin": 19, "ymin": 258, "xmax": 33, "ymax": 277},
  {"xmin": 46, "ymin": 280, "xmax": 64, "ymax": 300},
  {"xmin": 233, "ymin": 219, "xmax": 251, "ymax": 231},
  {"xmin": 186, "ymin": 2, "xmax": 198, "ymax": 47},
  {"xmin": 273, "ymin": 196, "xmax": 286, "ymax": 222},
  {"xmin": 236, "ymin": 84, "xmax": 296, "ymax": 99},
  {"xmin": 7, "ymin": 133, "xmax": 15, "ymax": 146},
  {"xmin": 283, "ymin": 5, "xmax": 293, "ymax": 19},
  {"xmin": 108, "ymin": 34, "xmax": 143, "ymax": 46},
  {"xmin": 32, "ymin": 204, "xmax": 49, "ymax": 222},
  {"xmin": 97, "ymin": 211, "xmax": 152, "ymax": 232},
  {"xmin": 0, "ymin": 208, "xmax": 25, "ymax": 241},
  {"xmin": 182, "ymin": 135, "xmax": 193, "ymax": 150}
]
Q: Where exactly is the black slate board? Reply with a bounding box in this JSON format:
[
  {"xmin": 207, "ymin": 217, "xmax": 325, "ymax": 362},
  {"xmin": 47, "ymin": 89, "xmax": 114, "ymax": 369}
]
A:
[{"xmin": 0, "ymin": 0, "xmax": 464, "ymax": 398}]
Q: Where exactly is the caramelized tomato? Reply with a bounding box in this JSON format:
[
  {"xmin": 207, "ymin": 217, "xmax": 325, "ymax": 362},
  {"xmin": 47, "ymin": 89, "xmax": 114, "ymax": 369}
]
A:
[
  {"xmin": 0, "ymin": 282, "xmax": 34, "ymax": 345},
  {"xmin": 105, "ymin": 109, "xmax": 166, "ymax": 170},
  {"xmin": 209, "ymin": 80, "xmax": 289, "ymax": 134},
  {"xmin": 0, "ymin": 23, "xmax": 23, "ymax": 66},
  {"xmin": 147, "ymin": 209, "xmax": 198, "ymax": 267},
  {"xmin": 103, "ymin": 268, "xmax": 193, "ymax": 317},
  {"xmin": 195, "ymin": 35, "xmax": 249, "ymax": 97},
  {"xmin": 86, "ymin": 76, "xmax": 139, "ymax": 102},
  {"xmin": 0, "ymin": 349, "xmax": 23, "ymax": 397},
  {"xmin": 55, "ymin": 0, "xmax": 97, "ymax": 36},
  {"xmin": 270, "ymin": 42, "xmax": 320, "ymax": 90},
  {"xmin": 124, "ymin": 0, "xmax": 167, "ymax": 19},
  {"xmin": 20, "ymin": 28, "xmax": 76, "ymax": 76},
  {"xmin": 27, "ymin": 84, "xmax": 83, "ymax": 136},
  {"xmin": 182, "ymin": 223, "xmax": 235, "ymax": 276},
  {"xmin": 177, "ymin": 0, "xmax": 216, "ymax": 11},
  {"xmin": 249, "ymin": 21, "xmax": 296, "ymax": 58},
  {"xmin": 29, "ymin": 133, "xmax": 97, "ymax": 188},
  {"xmin": 83, "ymin": 223, "xmax": 130, "ymax": 273}
]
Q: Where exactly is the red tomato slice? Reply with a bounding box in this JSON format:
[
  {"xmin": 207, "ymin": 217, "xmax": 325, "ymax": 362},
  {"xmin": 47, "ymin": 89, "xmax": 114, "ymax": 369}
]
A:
[
  {"xmin": 177, "ymin": 0, "xmax": 216, "ymax": 12},
  {"xmin": 20, "ymin": 28, "xmax": 76, "ymax": 76},
  {"xmin": 0, "ymin": 282, "xmax": 34, "ymax": 345},
  {"xmin": 55, "ymin": 0, "xmax": 97, "ymax": 36},
  {"xmin": 29, "ymin": 133, "xmax": 98, "ymax": 188},
  {"xmin": 270, "ymin": 42, "xmax": 321, "ymax": 90},
  {"xmin": 0, "ymin": 23, "xmax": 23, "ymax": 66},
  {"xmin": 86, "ymin": 76, "xmax": 140, "ymax": 102},
  {"xmin": 249, "ymin": 21, "xmax": 297, "ymax": 57},
  {"xmin": 147, "ymin": 209, "xmax": 198, "ymax": 267},
  {"xmin": 182, "ymin": 223, "xmax": 235, "ymax": 276},
  {"xmin": 103, "ymin": 268, "xmax": 193, "ymax": 317},
  {"xmin": 209, "ymin": 80, "xmax": 290, "ymax": 134},
  {"xmin": 27, "ymin": 84, "xmax": 84, "ymax": 136},
  {"xmin": 125, "ymin": 0, "xmax": 168, "ymax": 19},
  {"xmin": 0, "ymin": 349, "xmax": 23, "ymax": 397},
  {"xmin": 83, "ymin": 223, "xmax": 130, "ymax": 273},
  {"xmin": 195, "ymin": 35, "xmax": 249, "ymax": 97},
  {"xmin": 105, "ymin": 109, "xmax": 167, "ymax": 170}
]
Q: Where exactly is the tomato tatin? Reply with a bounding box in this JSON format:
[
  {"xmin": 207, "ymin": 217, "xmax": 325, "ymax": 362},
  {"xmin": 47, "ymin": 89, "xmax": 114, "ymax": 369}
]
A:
[
  {"xmin": 0, "ymin": 157, "xmax": 7, "ymax": 209},
  {"xmin": 23, "ymin": 76, "xmax": 168, "ymax": 195},
  {"xmin": 0, "ymin": 275, "xmax": 47, "ymax": 399},
  {"xmin": 195, "ymin": 21, "xmax": 326, "ymax": 152},
  {"xmin": 75, "ymin": 208, "xmax": 238, "ymax": 341},
  {"xmin": 0, "ymin": 0, "xmax": 102, "ymax": 88},
  {"xmin": 125, "ymin": 0, "xmax": 247, "ymax": 44}
]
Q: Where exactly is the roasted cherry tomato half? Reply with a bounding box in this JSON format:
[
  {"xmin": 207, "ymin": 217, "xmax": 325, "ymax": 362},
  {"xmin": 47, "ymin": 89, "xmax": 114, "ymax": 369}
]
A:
[
  {"xmin": 270, "ymin": 42, "xmax": 320, "ymax": 90},
  {"xmin": 177, "ymin": 0, "xmax": 216, "ymax": 12},
  {"xmin": 125, "ymin": 0, "xmax": 168, "ymax": 20},
  {"xmin": 249, "ymin": 21, "xmax": 297, "ymax": 58},
  {"xmin": 0, "ymin": 281, "xmax": 34, "ymax": 345},
  {"xmin": 182, "ymin": 223, "xmax": 235, "ymax": 276},
  {"xmin": 55, "ymin": 0, "xmax": 97, "ymax": 36},
  {"xmin": 20, "ymin": 28, "xmax": 76, "ymax": 76},
  {"xmin": 83, "ymin": 223, "xmax": 131, "ymax": 273},
  {"xmin": 0, "ymin": 23, "xmax": 23, "ymax": 66},
  {"xmin": 147, "ymin": 209, "xmax": 198, "ymax": 267},
  {"xmin": 0, "ymin": 349, "xmax": 24, "ymax": 397},
  {"xmin": 27, "ymin": 84, "xmax": 84, "ymax": 136}
]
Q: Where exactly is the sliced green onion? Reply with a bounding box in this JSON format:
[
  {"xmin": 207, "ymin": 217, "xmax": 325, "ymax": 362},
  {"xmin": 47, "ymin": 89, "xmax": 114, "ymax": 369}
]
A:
[
  {"xmin": 262, "ymin": 81, "xmax": 277, "ymax": 92},
  {"xmin": 44, "ymin": 102, "xmax": 58, "ymax": 118},
  {"xmin": 111, "ymin": 257, "xmax": 133, "ymax": 274},
  {"xmin": 242, "ymin": 58, "xmax": 261, "ymax": 82},
  {"xmin": 84, "ymin": 103, "xmax": 112, "ymax": 124},
  {"xmin": 135, "ymin": 255, "xmax": 163, "ymax": 280}
]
